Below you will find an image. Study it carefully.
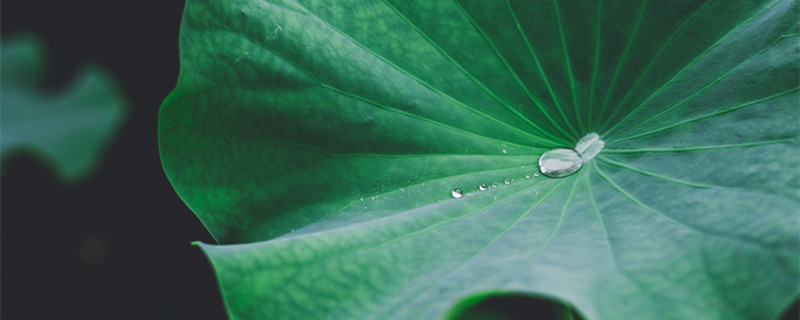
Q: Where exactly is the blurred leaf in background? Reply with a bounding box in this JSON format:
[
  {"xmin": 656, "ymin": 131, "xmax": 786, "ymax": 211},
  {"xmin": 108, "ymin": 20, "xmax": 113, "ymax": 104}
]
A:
[{"xmin": 1, "ymin": 34, "xmax": 127, "ymax": 183}]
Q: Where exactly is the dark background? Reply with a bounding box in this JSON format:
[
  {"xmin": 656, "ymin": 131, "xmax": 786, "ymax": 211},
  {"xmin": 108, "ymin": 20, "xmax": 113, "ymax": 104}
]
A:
[
  {"xmin": 2, "ymin": 1, "xmax": 226, "ymax": 318},
  {"xmin": 1, "ymin": 1, "xmax": 797, "ymax": 320}
]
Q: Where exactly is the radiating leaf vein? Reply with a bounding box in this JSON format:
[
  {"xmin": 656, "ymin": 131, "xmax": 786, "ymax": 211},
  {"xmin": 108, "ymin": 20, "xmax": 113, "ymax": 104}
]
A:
[
  {"xmin": 289, "ymin": 0, "xmax": 557, "ymax": 146},
  {"xmin": 378, "ymin": 0, "xmax": 562, "ymax": 142},
  {"xmin": 454, "ymin": 0, "xmax": 574, "ymax": 141},
  {"xmin": 322, "ymin": 84, "xmax": 558, "ymax": 147},
  {"xmin": 553, "ymin": 0, "xmax": 583, "ymax": 137},
  {"xmin": 594, "ymin": 165, "xmax": 786, "ymax": 253},
  {"xmin": 586, "ymin": 164, "xmax": 617, "ymax": 269},
  {"xmin": 378, "ymin": 179, "xmax": 567, "ymax": 318},
  {"xmin": 597, "ymin": 156, "xmax": 714, "ymax": 189},
  {"xmin": 611, "ymin": 31, "xmax": 798, "ymax": 138},
  {"xmin": 611, "ymin": 87, "xmax": 800, "ymax": 143},
  {"xmin": 603, "ymin": 0, "xmax": 715, "ymax": 128},
  {"xmin": 602, "ymin": 138, "xmax": 796, "ymax": 153},
  {"xmin": 597, "ymin": 0, "xmax": 648, "ymax": 120},
  {"xmin": 602, "ymin": 0, "xmax": 783, "ymax": 135},
  {"xmin": 506, "ymin": 0, "xmax": 574, "ymax": 141}
]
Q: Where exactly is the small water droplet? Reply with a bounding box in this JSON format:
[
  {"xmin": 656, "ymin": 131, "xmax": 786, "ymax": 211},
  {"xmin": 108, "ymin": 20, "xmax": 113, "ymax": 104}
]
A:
[
  {"xmin": 504, "ymin": 179, "xmax": 510, "ymax": 185},
  {"xmin": 452, "ymin": 188, "xmax": 463, "ymax": 198},
  {"xmin": 538, "ymin": 148, "xmax": 583, "ymax": 178},
  {"xmin": 502, "ymin": 149, "xmax": 507, "ymax": 154},
  {"xmin": 525, "ymin": 174, "xmax": 531, "ymax": 179},
  {"xmin": 574, "ymin": 132, "xmax": 605, "ymax": 161},
  {"xmin": 479, "ymin": 184, "xmax": 488, "ymax": 191},
  {"xmin": 364, "ymin": 206, "xmax": 368, "ymax": 209},
  {"xmin": 360, "ymin": 197, "xmax": 364, "ymax": 201},
  {"xmin": 533, "ymin": 172, "xmax": 539, "ymax": 177},
  {"xmin": 491, "ymin": 183, "xmax": 497, "ymax": 188}
]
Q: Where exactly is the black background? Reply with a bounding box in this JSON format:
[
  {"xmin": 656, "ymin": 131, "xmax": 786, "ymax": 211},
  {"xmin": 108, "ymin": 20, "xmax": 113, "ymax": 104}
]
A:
[
  {"xmin": 2, "ymin": 1, "xmax": 226, "ymax": 319},
  {"xmin": 1, "ymin": 1, "xmax": 797, "ymax": 320}
]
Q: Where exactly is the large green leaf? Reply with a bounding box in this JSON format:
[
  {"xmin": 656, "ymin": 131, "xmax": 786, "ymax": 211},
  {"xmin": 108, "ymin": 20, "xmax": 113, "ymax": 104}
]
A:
[
  {"xmin": 1, "ymin": 35, "xmax": 127, "ymax": 183},
  {"xmin": 159, "ymin": 0, "xmax": 799, "ymax": 319}
]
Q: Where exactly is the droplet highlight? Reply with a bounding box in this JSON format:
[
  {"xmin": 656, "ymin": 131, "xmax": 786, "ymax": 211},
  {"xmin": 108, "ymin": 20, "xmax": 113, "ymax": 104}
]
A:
[
  {"xmin": 525, "ymin": 174, "xmax": 531, "ymax": 179},
  {"xmin": 538, "ymin": 148, "xmax": 583, "ymax": 178},
  {"xmin": 504, "ymin": 179, "xmax": 511, "ymax": 185},
  {"xmin": 479, "ymin": 184, "xmax": 488, "ymax": 191},
  {"xmin": 452, "ymin": 188, "xmax": 463, "ymax": 198}
]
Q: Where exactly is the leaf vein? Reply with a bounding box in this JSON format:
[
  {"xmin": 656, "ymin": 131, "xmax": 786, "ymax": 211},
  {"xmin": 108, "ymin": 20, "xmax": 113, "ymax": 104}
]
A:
[
  {"xmin": 602, "ymin": 138, "xmax": 796, "ymax": 153},
  {"xmin": 611, "ymin": 31, "xmax": 798, "ymax": 138},
  {"xmin": 602, "ymin": 0, "xmax": 715, "ymax": 129},
  {"xmin": 602, "ymin": 0, "xmax": 784, "ymax": 135},
  {"xmin": 610, "ymin": 87, "xmax": 800, "ymax": 143},
  {"xmin": 504, "ymin": 0, "xmax": 579, "ymax": 140},
  {"xmin": 378, "ymin": 0, "xmax": 561, "ymax": 141},
  {"xmin": 288, "ymin": 0, "xmax": 554, "ymax": 146},
  {"xmin": 597, "ymin": 0, "xmax": 649, "ymax": 120}
]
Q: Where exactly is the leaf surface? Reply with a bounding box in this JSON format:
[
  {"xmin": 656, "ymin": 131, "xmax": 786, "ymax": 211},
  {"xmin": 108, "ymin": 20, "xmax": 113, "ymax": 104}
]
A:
[{"xmin": 159, "ymin": 0, "xmax": 800, "ymax": 319}]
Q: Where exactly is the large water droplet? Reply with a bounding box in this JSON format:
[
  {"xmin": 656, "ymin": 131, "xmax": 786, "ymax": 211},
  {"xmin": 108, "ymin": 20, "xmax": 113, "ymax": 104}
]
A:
[
  {"xmin": 452, "ymin": 188, "xmax": 463, "ymax": 198},
  {"xmin": 538, "ymin": 148, "xmax": 583, "ymax": 178},
  {"xmin": 538, "ymin": 133, "xmax": 605, "ymax": 178},
  {"xmin": 479, "ymin": 184, "xmax": 488, "ymax": 191}
]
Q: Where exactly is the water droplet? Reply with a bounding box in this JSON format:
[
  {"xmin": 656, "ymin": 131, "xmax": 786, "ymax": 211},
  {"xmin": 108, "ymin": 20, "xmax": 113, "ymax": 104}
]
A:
[
  {"xmin": 538, "ymin": 148, "xmax": 583, "ymax": 178},
  {"xmin": 502, "ymin": 149, "xmax": 507, "ymax": 154},
  {"xmin": 537, "ymin": 133, "xmax": 604, "ymax": 178},
  {"xmin": 574, "ymin": 132, "xmax": 605, "ymax": 161},
  {"xmin": 525, "ymin": 174, "xmax": 531, "ymax": 179},
  {"xmin": 504, "ymin": 179, "xmax": 510, "ymax": 185},
  {"xmin": 360, "ymin": 197, "xmax": 364, "ymax": 201},
  {"xmin": 479, "ymin": 184, "xmax": 488, "ymax": 191},
  {"xmin": 452, "ymin": 188, "xmax": 463, "ymax": 198},
  {"xmin": 533, "ymin": 172, "xmax": 539, "ymax": 177},
  {"xmin": 491, "ymin": 183, "xmax": 497, "ymax": 188}
]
